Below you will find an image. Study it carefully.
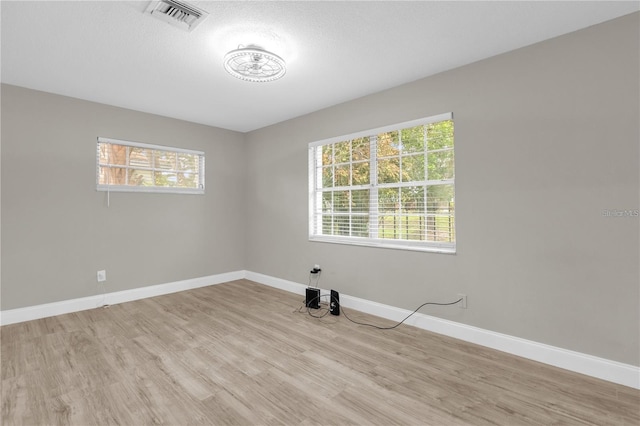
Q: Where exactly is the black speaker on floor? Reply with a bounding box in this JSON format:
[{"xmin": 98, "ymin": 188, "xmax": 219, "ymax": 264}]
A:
[
  {"xmin": 305, "ymin": 288, "xmax": 320, "ymax": 309},
  {"xmin": 330, "ymin": 289, "xmax": 340, "ymax": 316}
]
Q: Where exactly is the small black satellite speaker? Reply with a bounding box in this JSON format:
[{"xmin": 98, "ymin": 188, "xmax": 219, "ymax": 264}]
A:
[
  {"xmin": 305, "ymin": 288, "xmax": 320, "ymax": 309},
  {"xmin": 330, "ymin": 289, "xmax": 340, "ymax": 316}
]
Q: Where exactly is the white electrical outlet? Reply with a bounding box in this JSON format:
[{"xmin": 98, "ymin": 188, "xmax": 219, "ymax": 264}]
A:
[
  {"xmin": 458, "ymin": 293, "xmax": 467, "ymax": 309},
  {"xmin": 97, "ymin": 270, "xmax": 107, "ymax": 283}
]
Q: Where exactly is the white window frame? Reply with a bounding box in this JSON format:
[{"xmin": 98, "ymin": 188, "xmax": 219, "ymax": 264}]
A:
[
  {"xmin": 96, "ymin": 137, "xmax": 205, "ymax": 195},
  {"xmin": 308, "ymin": 112, "xmax": 455, "ymax": 254}
]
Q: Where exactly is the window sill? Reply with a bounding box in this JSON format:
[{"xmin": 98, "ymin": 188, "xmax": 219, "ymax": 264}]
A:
[{"xmin": 309, "ymin": 235, "xmax": 456, "ymax": 254}]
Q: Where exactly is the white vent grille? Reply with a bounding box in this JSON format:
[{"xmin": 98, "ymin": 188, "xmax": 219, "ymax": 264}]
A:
[{"xmin": 145, "ymin": 0, "xmax": 209, "ymax": 32}]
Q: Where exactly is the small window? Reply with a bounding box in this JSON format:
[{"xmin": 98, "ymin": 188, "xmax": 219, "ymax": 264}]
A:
[
  {"xmin": 97, "ymin": 137, "xmax": 204, "ymax": 194},
  {"xmin": 309, "ymin": 113, "xmax": 455, "ymax": 253}
]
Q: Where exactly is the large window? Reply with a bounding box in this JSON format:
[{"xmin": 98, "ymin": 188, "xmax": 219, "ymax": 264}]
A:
[
  {"xmin": 309, "ymin": 113, "xmax": 455, "ymax": 253},
  {"xmin": 97, "ymin": 137, "xmax": 205, "ymax": 194}
]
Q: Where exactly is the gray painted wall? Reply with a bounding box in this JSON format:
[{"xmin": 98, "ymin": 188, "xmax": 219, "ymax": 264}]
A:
[
  {"xmin": 1, "ymin": 85, "xmax": 247, "ymax": 310},
  {"xmin": 244, "ymin": 13, "xmax": 639, "ymax": 365},
  {"xmin": 1, "ymin": 13, "xmax": 638, "ymax": 367}
]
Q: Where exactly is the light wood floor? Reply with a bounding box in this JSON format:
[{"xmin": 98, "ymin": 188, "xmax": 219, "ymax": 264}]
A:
[{"xmin": 2, "ymin": 280, "xmax": 639, "ymax": 425}]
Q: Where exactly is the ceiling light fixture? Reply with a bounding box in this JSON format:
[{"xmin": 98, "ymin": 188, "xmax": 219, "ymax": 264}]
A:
[{"xmin": 223, "ymin": 45, "xmax": 286, "ymax": 83}]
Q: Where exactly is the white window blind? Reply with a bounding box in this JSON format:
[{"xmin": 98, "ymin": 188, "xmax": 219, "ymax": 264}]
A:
[
  {"xmin": 309, "ymin": 113, "xmax": 455, "ymax": 253},
  {"xmin": 97, "ymin": 137, "xmax": 205, "ymax": 194}
]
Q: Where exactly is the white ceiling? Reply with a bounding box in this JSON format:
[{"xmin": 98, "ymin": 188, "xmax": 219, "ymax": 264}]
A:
[{"xmin": 2, "ymin": 1, "xmax": 638, "ymax": 133}]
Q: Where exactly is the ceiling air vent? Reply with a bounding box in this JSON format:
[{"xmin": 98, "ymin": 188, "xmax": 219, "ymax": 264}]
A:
[{"xmin": 145, "ymin": 0, "xmax": 209, "ymax": 32}]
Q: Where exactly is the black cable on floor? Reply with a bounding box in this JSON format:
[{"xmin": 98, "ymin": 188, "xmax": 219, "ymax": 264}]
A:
[{"xmin": 334, "ymin": 295, "xmax": 463, "ymax": 330}]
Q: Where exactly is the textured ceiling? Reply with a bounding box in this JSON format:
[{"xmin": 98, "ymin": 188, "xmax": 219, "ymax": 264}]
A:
[{"xmin": 2, "ymin": 1, "xmax": 638, "ymax": 132}]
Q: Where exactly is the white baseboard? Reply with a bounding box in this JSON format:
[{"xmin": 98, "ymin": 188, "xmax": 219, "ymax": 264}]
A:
[
  {"xmin": 2, "ymin": 270, "xmax": 638, "ymax": 389},
  {"xmin": 0, "ymin": 271, "xmax": 244, "ymax": 326},
  {"xmin": 246, "ymin": 271, "xmax": 640, "ymax": 390},
  {"xmin": 245, "ymin": 271, "xmax": 306, "ymax": 295}
]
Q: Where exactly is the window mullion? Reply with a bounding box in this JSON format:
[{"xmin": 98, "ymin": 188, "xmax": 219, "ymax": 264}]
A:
[
  {"xmin": 125, "ymin": 146, "xmax": 130, "ymax": 186},
  {"xmin": 331, "ymin": 144, "xmax": 336, "ymax": 235},
  {"xmin": 369, "ymin": 135, "xmax": 378, "ymax": 239},
  {"xmin": 398, "ymin": 129, "xmax": 403, "ymax": 238},
  {"xmin": 313, "ymin": 147, "xmax": 323, "ymax": 235},
  {"xmin": 423, "ymin": 125, "xmax": 428, "ymax": 241},
  {"xmin": 349, "ymin": 142, "xmax": 353, "ymax": 237},
  {"xmin": 151, "ymin": 149, "xmax": 156, "ymax": 188}
]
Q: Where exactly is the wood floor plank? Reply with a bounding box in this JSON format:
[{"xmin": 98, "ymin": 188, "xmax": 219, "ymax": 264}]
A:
[{"xmin": 2, "ymin": 279, "xmax": 639, "ymax": 425}]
